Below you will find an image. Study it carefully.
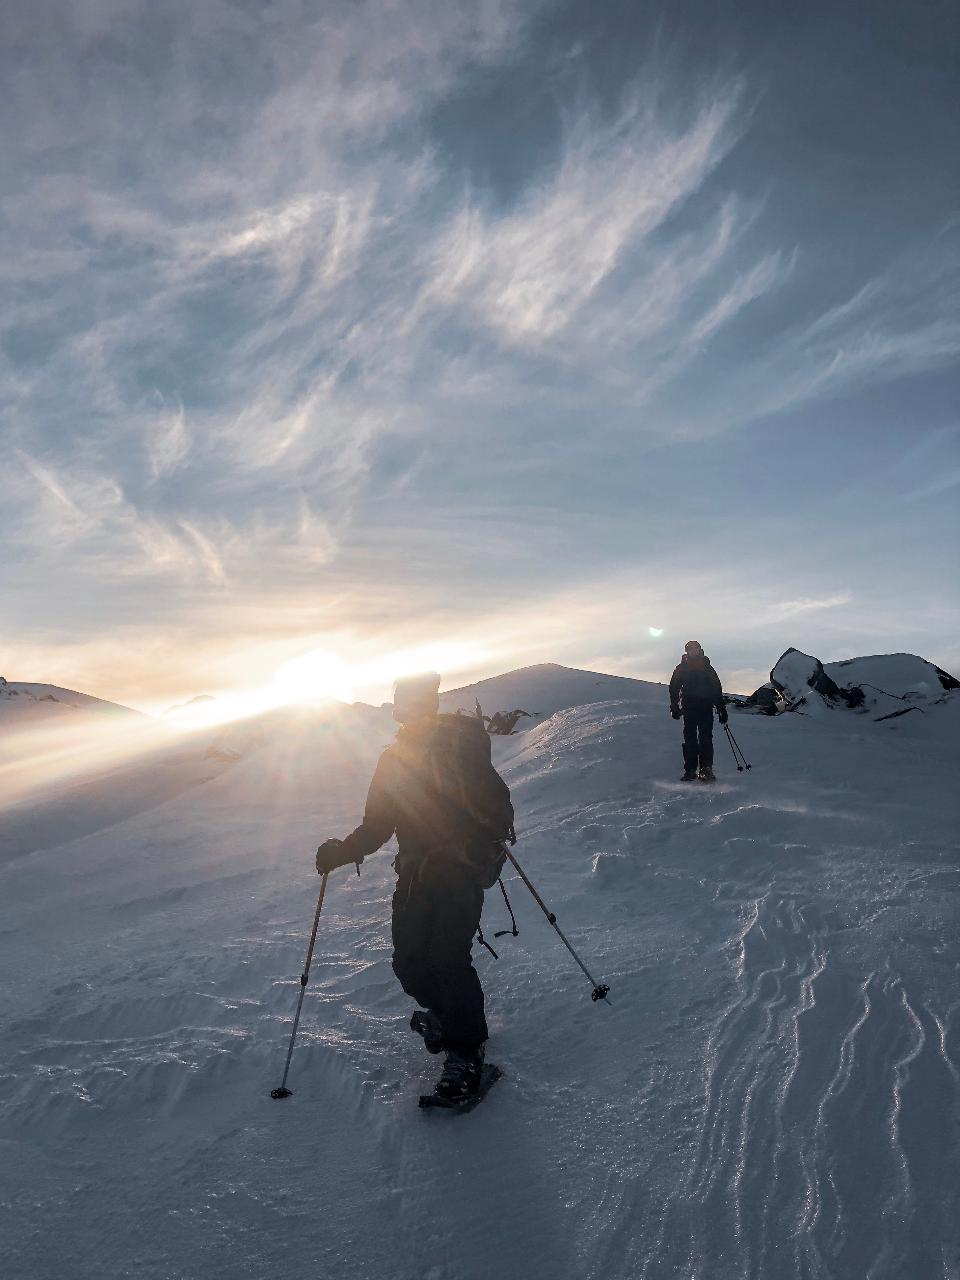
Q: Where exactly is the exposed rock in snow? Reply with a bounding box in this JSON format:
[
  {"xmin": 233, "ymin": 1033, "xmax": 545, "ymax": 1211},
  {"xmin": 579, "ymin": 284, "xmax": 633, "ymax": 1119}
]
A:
[
  {"xmin": 825, "ymin": 652, "xmax": 960, "ymax": 697},
  {"xmin": 769, "ymin": 648, "xmax": 959, "ymax": 721},
  {"xmin": 771, "ymin": 648, "xmax": 846, "ymax": 703},
  {"xmin": 735, "ymin": 681, "xmax": 783, "ymax": 714}
]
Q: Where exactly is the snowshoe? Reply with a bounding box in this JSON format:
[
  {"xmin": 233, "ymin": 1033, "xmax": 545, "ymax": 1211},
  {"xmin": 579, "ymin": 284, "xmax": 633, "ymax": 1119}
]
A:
[
  {"xmin": 419, "ymin": 1057, "xmax": 502, "ymax": 1113},
  {"xmin": 410, "ymin": 1008, "xmax": 444, "ymax": 1054},
  {"xmin": 437, "ymin": 1049, "xmax": 484, "ymax": 1097},
  {"xmin": 680, "ymin": 770, "xmax": 698, "ymax": 782},
  {"xmin": 698, "ymin": 767, "xmax": 716, "ymax": 783}
]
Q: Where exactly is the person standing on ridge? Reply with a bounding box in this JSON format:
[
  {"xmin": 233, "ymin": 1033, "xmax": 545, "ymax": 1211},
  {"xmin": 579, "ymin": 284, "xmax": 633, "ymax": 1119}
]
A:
[
  {"xmin": 669, "ymin": 641, "xmax": 728, "ymax": 782},
  {"xmin": 314, "ymin": 672, "xmax": 514, "ymax": 1104}
]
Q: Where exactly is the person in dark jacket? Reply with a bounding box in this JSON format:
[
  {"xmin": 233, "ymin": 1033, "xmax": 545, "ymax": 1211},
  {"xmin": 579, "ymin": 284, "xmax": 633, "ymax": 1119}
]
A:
[
  {"xmin": 669, "ymin": 641, "xmax": 728, "ymax": 781},
  {"xmin": 314, "ymin": 672, "xmax": 513, "ymax": 1100}
]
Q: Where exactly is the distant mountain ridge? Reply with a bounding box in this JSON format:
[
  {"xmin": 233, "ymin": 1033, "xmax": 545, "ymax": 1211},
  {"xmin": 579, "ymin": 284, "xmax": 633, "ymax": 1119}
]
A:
[
  {"xmin": 441, "ymin": 662, "xmax": 663, "ymax": 722},
  {"xmin": 0, "ymin": 680, "xmax": 143, "ymax": 718}
]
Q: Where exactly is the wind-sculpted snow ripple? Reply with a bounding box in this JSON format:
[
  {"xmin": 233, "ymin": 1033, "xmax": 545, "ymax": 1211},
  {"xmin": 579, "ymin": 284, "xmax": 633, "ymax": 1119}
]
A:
[{"xmin": 638, "ymin": 890, "xmax": 960, "ymax": 1280}]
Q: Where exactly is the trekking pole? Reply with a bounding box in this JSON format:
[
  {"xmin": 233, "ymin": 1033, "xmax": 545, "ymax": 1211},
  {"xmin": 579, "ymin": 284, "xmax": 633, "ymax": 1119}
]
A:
[
  {"xmin": 270, "ymin": 871, "xmax": 329, "ymax": 1099},
  {"xmin": 502, "ymin": 847, "xmax": 610, "ymax": 1004},
  {"xmin": 727, "ymin": 723, "xmax": 752, "ymax": 770},
  {"xmin": 723, "ymin": 723, "xmax": 743, "ymax": 772},
  {"xmin": 723, "ymin": 723, "xmax": 752, "ymax": 772}
]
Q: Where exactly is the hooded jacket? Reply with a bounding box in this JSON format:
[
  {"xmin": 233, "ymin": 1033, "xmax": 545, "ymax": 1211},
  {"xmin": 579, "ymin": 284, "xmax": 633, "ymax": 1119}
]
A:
[{"xmin": 669, "ymin": 654, "xmax": 724, "ymax": 714}]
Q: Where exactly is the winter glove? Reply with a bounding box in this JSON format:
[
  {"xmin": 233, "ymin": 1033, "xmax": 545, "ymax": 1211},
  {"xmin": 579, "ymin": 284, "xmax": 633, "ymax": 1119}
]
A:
[
  {"xmin": 718, "ymin": 707, "xmax": 729, "ymax": 725},
  {"xmin": 315, "ymin": 838, "xmax": 359, "ymax": 875},
  {"xmin": 671, "ymin": 707, "xmax": 681, "ymax": 720}
]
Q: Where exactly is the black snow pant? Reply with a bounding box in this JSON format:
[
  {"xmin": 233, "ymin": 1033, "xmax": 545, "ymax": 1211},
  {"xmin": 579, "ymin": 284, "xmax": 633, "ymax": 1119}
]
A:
[
  {"xmin": 391, "ymin": 858, "xmax": 487, "ymax": 1055},
  {"xmin": 682, "ymin": 704, "xmax": 715, "ymax": 773}
]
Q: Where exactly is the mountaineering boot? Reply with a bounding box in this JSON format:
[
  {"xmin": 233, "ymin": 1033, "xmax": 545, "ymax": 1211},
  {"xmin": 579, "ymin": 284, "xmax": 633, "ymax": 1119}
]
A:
[
  {"xmin": 681, "ymin": 770, "xmax": 698, "ymax": 782},
  {"xmin": 699, "ymin": 766, "xmax": 716, "ymax": 782},
  {"xmin": 419, "ymin": 1055, "xmax": 502, "ymax": 1112},
  {"xmin": 434, "ymin": 1048, "xmax": 484, "ymax": 1100},
  {"xmin": 410, "ymin": 1009, "xmax": 444, "ymax": 1054}
]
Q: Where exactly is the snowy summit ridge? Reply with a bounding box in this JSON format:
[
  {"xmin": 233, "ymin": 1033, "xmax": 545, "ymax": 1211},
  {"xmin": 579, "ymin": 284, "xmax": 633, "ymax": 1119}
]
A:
[{"xmin": 0, "ymin": 650, "xmax": 958, "ymax": 1278}]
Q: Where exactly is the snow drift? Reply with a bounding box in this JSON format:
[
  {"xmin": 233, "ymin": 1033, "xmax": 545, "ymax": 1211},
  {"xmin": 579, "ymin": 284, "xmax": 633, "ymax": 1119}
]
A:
[{"xmin": 0, "ymin": 659, "xmax": 958, "ymax": 1279}]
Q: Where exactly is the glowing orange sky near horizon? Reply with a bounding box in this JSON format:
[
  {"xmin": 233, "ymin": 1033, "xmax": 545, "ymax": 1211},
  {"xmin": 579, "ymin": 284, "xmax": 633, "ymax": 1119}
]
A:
[
  {"xmin": 1, "ymin": 571, "xmax": 803, "ymax": 717},
  {"xmin": 162, "ymin": 640, "xmax": 493, "ymax": 728},
  {"xmin": 0, "ymin": 621, "xmax": 779, "ymax": 720}
]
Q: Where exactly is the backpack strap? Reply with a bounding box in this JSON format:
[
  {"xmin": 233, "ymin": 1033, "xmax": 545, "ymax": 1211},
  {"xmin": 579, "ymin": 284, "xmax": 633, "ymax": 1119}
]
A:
[
  {"xmin": 476, "ymin": 877, "xmax": 520, "ymax": 957},
  {"xmin": 493, "ymin": 877, "xmax": 519, "ymax": 940},
  {"xmin": 475, "ymin": 923, "xmax": 499, "ymax": 960}
]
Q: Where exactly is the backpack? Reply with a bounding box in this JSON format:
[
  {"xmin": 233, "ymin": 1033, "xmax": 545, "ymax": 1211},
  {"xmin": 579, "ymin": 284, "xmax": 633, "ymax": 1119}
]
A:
[
  {"xmin": 678, "ymin": 656, "xmax": 722, "ymax": 706},
  {"xmin": 426, "ymin": 714, "xmax": 515, "ymax": 888}
]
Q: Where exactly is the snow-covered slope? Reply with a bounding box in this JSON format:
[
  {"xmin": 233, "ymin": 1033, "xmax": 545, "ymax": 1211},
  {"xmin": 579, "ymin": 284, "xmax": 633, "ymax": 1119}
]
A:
[
  {"xmin": 1, "ymin": 662, "xmax": 958, "ymax": 1280},
  {"xmin": 0, "ymin": 681, "xmax": 224, "ymax": 861},
  {"xmin": 442, "ymin": 661, "xmax": 663, "ymax": 720},
  {"xmin": 0, "ymin": 680, "xmax": 144, "ymax": 728}
]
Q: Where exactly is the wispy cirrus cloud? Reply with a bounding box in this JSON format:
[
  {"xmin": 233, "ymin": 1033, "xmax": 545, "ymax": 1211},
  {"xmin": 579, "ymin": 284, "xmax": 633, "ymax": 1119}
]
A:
[
  {"xmin": 13, "ymin": 450, "xmax": 99, "ymax": 534},
  {"xmin": 3, "ymin": 2, "xmax": 540, "ymax": 591},
  {"xmin": 767, "ymin": 594, "xmax": 852, "ymax": 621},
  {"xmin": 739, "ymin": 234, "xmax": 960, "ymax": 426},
  {"xmin": 146, "ymin": 403, "xmax": 190, "ymax": 481},
  {"xmin": 901, "ymin": 468, "xmax": 960, "ymax": 502},
  {"xmin": 686, "ymin": 249, "xmax": 796, "ymax": 347},
  {"xmin": 2, "ymin": 2, "xmax": 957, "ymax": 701},
  {"xmin": 3, "ymin": 34, "xmax": 763, "ymax": 601},
  {"xmin": 10, "ymin": 445, "xmax": 335, "ymax": 588},
  {"xmin": 423, "ymin": 93, "xmax": 742, "ymax": 343}
]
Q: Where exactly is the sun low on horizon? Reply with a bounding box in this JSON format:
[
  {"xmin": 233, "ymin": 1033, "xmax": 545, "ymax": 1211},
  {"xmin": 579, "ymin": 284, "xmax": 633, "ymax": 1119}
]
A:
[{"xmin": 161, "ymin": 639, "xmax": 495, "ymax": 730}]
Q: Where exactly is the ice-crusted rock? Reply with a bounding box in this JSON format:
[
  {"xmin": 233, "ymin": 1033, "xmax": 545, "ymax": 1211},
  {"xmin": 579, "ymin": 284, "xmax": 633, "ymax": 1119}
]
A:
[
  {"xmin": 768, "ymin": 648, "xmax": 958, "ymax": 720},
  {"xmin": 770, "ymin": 649, "xmax": 846, "ymax": 705},
  {"xmin": 825, "ymin": 653, "xmax": 960, "ymax": 697},
  {"xmin": 736, "ymin": 682, "xmax": 783, "ymax": 714}
]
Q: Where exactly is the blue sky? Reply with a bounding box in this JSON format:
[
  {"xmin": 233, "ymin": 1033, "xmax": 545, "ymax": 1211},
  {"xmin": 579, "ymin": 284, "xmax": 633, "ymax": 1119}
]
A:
[{"xmin": 2, "ymin": 0, "xmax": 958, "ymax": 708}]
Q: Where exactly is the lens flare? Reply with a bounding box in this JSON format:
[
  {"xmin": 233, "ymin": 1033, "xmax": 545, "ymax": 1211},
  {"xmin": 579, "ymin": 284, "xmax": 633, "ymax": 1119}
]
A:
[
  {"xmin": 271, "ymin": 650, "xmax": 355, "ymax": 704},
  {"xmin": 162, "ymin": 639, "xmax": 491, "ymax": 733}
]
